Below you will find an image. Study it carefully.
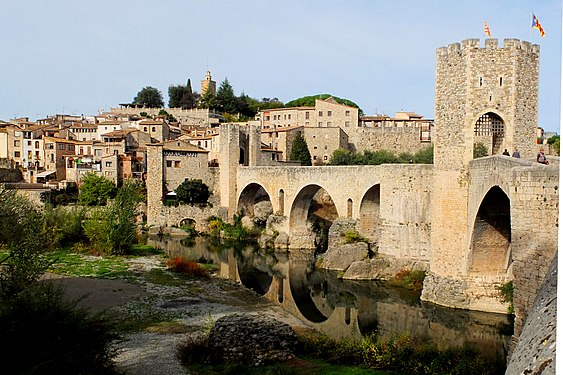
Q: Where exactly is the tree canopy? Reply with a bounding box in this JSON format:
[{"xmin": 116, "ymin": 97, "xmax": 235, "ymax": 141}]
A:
[
  {"xmin": 216, "ymin": 78, "xmax": 238, "ymax": 114},
  {"xmin": 175, "ymin": 179, "xmax": 211, "ymax": 205},
  {"xmin": 133, "ymin": 86, "xmax": 164, "ymax": 108},
  {"xmin": 78, "ymin": 173, "xmax": 116, "ymax": 206},
  {"xmin": 285, "ymin": 94, "xmax": 361, "ymax": 112},
  {"xmin": 329, "ymin": 146, "xmax": 433, "ymax": 165},
  {"xmin": 289, "ymin": 133, "xmax": 312, "ymax": 166}
]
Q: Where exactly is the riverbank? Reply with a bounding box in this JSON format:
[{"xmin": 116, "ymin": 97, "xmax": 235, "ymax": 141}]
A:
[{"xmin": 46, "ymin": 254, "xmax": 313, "ymax": 375}]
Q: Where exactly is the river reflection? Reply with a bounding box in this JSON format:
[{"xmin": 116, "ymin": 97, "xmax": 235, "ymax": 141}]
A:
[{"xmin": 149, "ymin": 235, "xmax": 512, "ymax": 365}]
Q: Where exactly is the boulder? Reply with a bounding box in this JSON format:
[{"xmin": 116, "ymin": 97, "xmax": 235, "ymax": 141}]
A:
[
  {"xmin": 318, "ymin": 243, "xmax": 369, "ymax": 271},
  {"xmin": 207, "ymin": 314, "xmax": 297, "ymax": 366},
  {"xmin": 343, "ymin": 258, "xmax": 430, "ymax": 280}
]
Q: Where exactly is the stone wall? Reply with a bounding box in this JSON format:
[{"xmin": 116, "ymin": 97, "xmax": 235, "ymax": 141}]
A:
[{"xmin": 346, "ymin": 126, "xmax": 432, "ymax": 155}]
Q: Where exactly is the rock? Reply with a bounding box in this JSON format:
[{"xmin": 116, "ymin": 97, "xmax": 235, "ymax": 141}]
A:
[
  {"xmin": 318, "ymin": 243, "xmax": 369, "ymax": 271},
  {"xmin": 274, "ymin": 232, "xmax": 289, "ymax": 248},
  {"xmin": 207, "ymin": 313, "xmax": 298, "ymax": 366},
  {"xmin": 241, "ymin": 216, "xmax": 253, "ymax": 229},
  {"xmin": 343, "ymin": 257, "xmax": 429, "ymax": 280}
]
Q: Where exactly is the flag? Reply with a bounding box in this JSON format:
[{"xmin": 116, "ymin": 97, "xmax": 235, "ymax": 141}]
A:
[
  {"xmin": 484, "ymin": 21, "xmax": 492, "ymax": 38},
  {"xmin": 531, "ymin": 13, "xmax": 545, "ymax": 37}
]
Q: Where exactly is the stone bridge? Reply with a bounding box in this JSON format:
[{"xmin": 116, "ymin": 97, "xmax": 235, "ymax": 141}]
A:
[{"xmin": 234, "ymin": 156, "xmax": 559, "ymax": 333}]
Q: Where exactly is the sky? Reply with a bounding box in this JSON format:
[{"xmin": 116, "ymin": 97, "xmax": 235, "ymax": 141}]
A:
[{"xmin": 1, "ymin": 0, "xmax": 561, "ymax": 132}]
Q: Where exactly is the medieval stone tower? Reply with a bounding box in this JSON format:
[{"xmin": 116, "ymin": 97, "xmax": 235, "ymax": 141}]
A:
[
  {"xmin": 201, "ymin": 70, "xmax": 216, "ymax": 96},
  {"xmin": 422, "ymin": 38, "xmax": 540, "ymax": 311}
]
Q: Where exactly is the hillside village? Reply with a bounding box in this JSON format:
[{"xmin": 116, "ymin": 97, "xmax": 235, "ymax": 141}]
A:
[{"xmin": 0, "ymin": 71, "xmax": 437, "ymax": 189}]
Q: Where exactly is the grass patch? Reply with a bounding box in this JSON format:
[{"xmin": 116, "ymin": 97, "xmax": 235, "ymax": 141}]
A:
[
  {"xmin": 143, "ymin": 268, "xmax": 188, "ymax": 286},
  {"xmin": 145, "ymin": 320, "xmax": 191, "ymax": 334},
  {"xmin": 46, "ymin": 250, "xmax": 130, "ymax": 278},
  {"xmin": 342, "ymin": 230, "xmax": 370, "ymax": 244},
  {"xmin": 129, "ymin": 244, "xmax": 163, "ymax": 256}
]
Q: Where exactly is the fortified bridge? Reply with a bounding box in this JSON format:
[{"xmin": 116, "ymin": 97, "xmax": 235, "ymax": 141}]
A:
[{"xmin": 233, "ymin": 156, "xmax": 558, "ymax": 335}]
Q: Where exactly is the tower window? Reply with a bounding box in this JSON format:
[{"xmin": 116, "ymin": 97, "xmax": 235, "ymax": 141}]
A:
[
  {"xmin": 479, "ymin": 77, "xmax": 483, "ymax": 87},
  {"xmin": 499, "ymin": 77, "xmax": 503, "ymax": 86}
]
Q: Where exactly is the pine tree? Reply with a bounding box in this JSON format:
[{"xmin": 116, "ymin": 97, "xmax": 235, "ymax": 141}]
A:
[
  {"xmin": 289, "ymin": 133, "xmax": 312, "ymax": 166},
  {"xmin": 216, "ymin": 78, "xmax": 237, "ymax": 114}
]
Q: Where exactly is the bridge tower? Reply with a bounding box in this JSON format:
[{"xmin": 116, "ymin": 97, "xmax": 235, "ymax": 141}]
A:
[{"xmin": 422, "ymin": 39, "xmax": 540, "ymax": 311}]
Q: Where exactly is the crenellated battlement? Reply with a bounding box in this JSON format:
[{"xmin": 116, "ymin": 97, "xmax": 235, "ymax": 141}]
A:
[{"xmin": 437, "ymin": 38, "xmax": 540, "ymax": 58}]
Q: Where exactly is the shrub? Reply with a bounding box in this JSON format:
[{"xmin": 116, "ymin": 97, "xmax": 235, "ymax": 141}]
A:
[
  {"xmin": 0, "ymin": 283, "xmax": 120, "ymax": 374},
  {"xmin": 342, "ymin": 230, "xmax": 369, "ymax": 244},
  {"xmin": 498, "ymin": 281, "xmax": 514, "ymax": 314},
  {"xmin": 176, "ymin": 335, "xmax": 209, "ymax": 365},
  {"xmin": 176, "ymin": 179, "xmax": 211, "ymax": 205},
  {"xmin": 473, "ymin": 142, "xmax": 488, "ymax": 158},
  {"xmin": 413, "ymin": 145, "xmax": 434, "ymax": 164},
  {"xmin": 78, "ymin": 173, "xmax": 116, "ymax": 206},
  {"xmin": 167, "ymin": 257, "xmax": 209, "ymax": 278},
  {"xmin": 389, "ymin": 269, "xmax": 426, "ymax": 290}
]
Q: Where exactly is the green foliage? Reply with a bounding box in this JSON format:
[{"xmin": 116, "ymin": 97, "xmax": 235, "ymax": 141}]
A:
[
  {"xmin": 343, "ymin": 230, "xmax": 369, "ymax": 244},
  {"xmin": 83, "ymin": 180, "xmax": 143, "ymax": 255},
  {"xmin": 206, "ymin": 215, "xmax": 255, "ymax": 242},
  {"xmin": 42, "ymin": 205, "xmax": 87, "ymax": 251},
  {"xmin": 0, "ymin": 283, "xmax": 120, "ymax": 374},
  {"xmin": 329, "ymin": 147, "xmax": 433, "ymax": 165},
  {"xmin": 78, "ymin": 173, "xmax": 116, "ymax": 206},
  {"xmin": 133, "ymin": 86, "xmax": 164, "ymax": 108},
  {"xmin": 413, "ymin": 145, "xmax": 434, "ymax": 164},
  {"xmin": 498, "ymin": 281, "xmax": 514, "ymax": 315},
  {"xmin": 216, "ymin": 78, "xmax": 238, "ymax": 114},
  {"xmin": 0, "ymin": 190, "xmax": 49, "ymax": 299},
  {"xmin": 198, "ymin": 86, "xmax": 217, "ymax": 109},
  {"xmin": 158, "ymin": 109, "xmax": 177, "ymax": 122},
  {"xmin": 547, "ymin": 135, "xmax": 560, "ymax": 156},
  {"xmin": 285, "ymin": 94, "xmax": 361, "ymax": 113},
  {"xmin": 289, "ymin": 133, "xmax": 312, "ymax": 166},
  {"xmin": 473, "ymin": 142, "xmax": 488, "ymax": 158},
  {"xmin": 299, "ymin": 332, "xmax": 502, "ymax": 375},
  {"xmin": 169, "ymin": 79, "xmax": 198, "ymax": 109},
  {"xmin": 175, "ymin": 179, "xmax": 211, "ymax": 205},
  {"xmin": 46, "ymin": 250, "xmax": 130, "ymax": 278},
  {"xmin": 388, "ymin": 269, "xmax": 427, "ymax": 291}
]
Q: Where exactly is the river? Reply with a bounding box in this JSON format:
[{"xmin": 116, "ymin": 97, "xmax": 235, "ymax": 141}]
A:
[{"xmin": 148, "ymin": 235, "xmax": 512, "ymax": 368}]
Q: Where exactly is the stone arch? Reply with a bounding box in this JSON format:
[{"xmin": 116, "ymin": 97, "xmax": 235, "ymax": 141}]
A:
[
  {"xmin": 179, "ymin": 218, "xmax": 196, "ymax": 228},
  {"xmin": 359, "ymin": 184, "xmax": 381, "ymax": 243},
  {"xmin": 290, "ymin": 184, "xmax": 339, "ymax": 228},
  {"xmin": 473, "ymin": 111, "xmax": 506, "ymax": 155},
  {"xmin": 289, "ymin": 184, "xmax": 339, "ymax": 250},
  {"xmin": 237, "ymin": 183, "xmax": 273, "ymax": 221},
  {"xmin": 468, "ymin": 186, "xmax": 511, "ymax": 276}
]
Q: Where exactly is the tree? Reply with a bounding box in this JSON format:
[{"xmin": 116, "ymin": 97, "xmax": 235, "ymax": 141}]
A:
[
  {"xmin": 216, "ymin": 78, "xmax": 238, "ymax": 114},
  {"xmin": 175, "ymin": 179, "xmax": 211, "ymax": 205},
  {"xmin": 133, "ymin": 86, "xmax": 164, "ymax": 108},
  {"xmin": 473, "ymin": 142, "xmax": 488, "ymax": 158},
  {"xmin": 83, "ymin": 180, "xmax": 143, "ymax": 255},
  {"xmin": 289, "ymin": 133, "xmax": 312, "ymax": 166},
  {"xmin": 547, "ymin": 135, "xmax": 560, "ymax": 156},
  {"xmin": 168, "ymin": 85, "xmax": 185, "ymax": 108},
  {"xmin": 413, "ymin": 145, "xmax": 434, "ymax": 164},
  {"xmin": 329, "ymin": 148, "xmax": 355, "ymax": 165},
  {"xmin": 179, "ymin": 79, "xmax": 197, "ymax": 109},
  {"xmin": 198, "ymin": 85, "xmax": 217, "ymax": 109},
  {"xmin": 285, "ymin": 94, "xmax": 361, "ymax": 114},
  {"xmin": 78, "ymin": 173, "xmax": 116, "ymax": 206}
]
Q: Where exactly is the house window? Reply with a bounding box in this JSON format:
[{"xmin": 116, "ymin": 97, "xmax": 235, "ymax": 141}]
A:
[
  {"xmin": 323, "ymin": 155, "xmax": 328, "ymax": 160},
  {"xmin": 14, "ymin": 151, "xmax": 20, "ymax": 157},
  {"xmin": 288, "ymin": 114, "xmax": 291, "ymax": 120},
  {"xmin": 318, "ymin": 122, "xmax": 322, "ymax": 127},
  {"xmin": 68, "ymin": 145, "xmax": 75, "ymax": 151},
  {"xmin": 94, "ymin": 149, "xmax": 102, "ymax": 156},
  {"xmin": 345, "ymin": 121, "xmax": 350, "ymax": 127},
  {"xmin": 313, "ymin": 146, "xmax": 317, "ymax": 149},
  {"xmin": 305, "ymin": 112, "xmax": 310, "ymax": 120},
  {"xmin": 313, "ymin": 156, "xmax": 317, "ymax": 160},
  {"xmin": 166, "ymin": 160, "xmax": 172, "ymax": 167},
  {"xmin": 324, "ymin": 145, "xmax": 328, "ymax": 150},
  {"xmin": 327, "ymin": 122, "xmax": 332, "ymax": 127},
  {"xmin": 27, "ymin": 141, "xmax": 32, "ymax": 146},
  {"xmin": 152, "ymin": 127, "xmax": 156, "ymax": 132},
  {"xmin": 174, "ymin": 161, "xmax": 181, "ymax": 168},
  {"xmin": 14, "ymin": 140, "xmax": 20, "ymax": 147},
  {"xmin": 58, "ymin": 144, "xmax": 66, "ymax": 150},
  {"xmin": 144, "ymin": 127, "xmax": 148, "ymax": 132},
  {"xmin": 327, "ymin": 111, "xmax": 332, "ymax": 117},
  {"xmin": 105, "ymin": 161, "xmax": 112, "ymax": 167},
  {"xmin": 318, "ymin": 111, "xmax": 322, "ymax": 117},
  {"xmin": 345, "ymin": 110, "xmax": 350, "ymax": 116}
]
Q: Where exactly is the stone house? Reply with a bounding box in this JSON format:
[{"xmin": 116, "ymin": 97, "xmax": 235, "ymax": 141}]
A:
[{"xmin": 43, "ymin": 136, "xmax": 77, "ymax": 181}]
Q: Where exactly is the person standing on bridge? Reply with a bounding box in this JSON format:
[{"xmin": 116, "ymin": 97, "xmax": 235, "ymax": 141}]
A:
[
  {"xmin": 537, "ymin": 147, "xmax": 549, "ymax": 164},
  {"xmin": 512, "ymin": 148, "xmax": 521, "ymax": 158},
  {"xmin": 502, "ymin": 149, "xmax": 510, "ymax": 156}
]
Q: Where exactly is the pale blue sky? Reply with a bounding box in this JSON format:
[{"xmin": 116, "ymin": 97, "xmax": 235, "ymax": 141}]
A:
[{"xmin": 1, "ymin": 0, "xmax": 561, "ymax": 132}]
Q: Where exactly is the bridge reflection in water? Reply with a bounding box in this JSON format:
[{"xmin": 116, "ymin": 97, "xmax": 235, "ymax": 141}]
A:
[{"xmin": 149, "ymin": 235, "xmax": 511, "ymax": 365}]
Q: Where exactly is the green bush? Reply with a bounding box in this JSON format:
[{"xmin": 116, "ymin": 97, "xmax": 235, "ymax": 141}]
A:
[
  {"xmin": 343, "ymin": 230, "xmax": 369, "ymax": 244},
  {"xmin": 78, "ymin": 173, "xmax": 116, "ymax": 206},
  {"xmin": 0, "ymin": 283, "xmax": 120, "ymax": 375},
  {"xmin": 42, "ymin": 205, "xmax": 87, "ymax": 250},
  {"xmin": 473, "ymin": 142, "xmax": 488, "ymax": 158},
  {"xmin": 176, "ymin": 179, "xmax": 211, "ymax": 205},
  {"xmin": 498, "ymin": 281, "xmax": 514, "ymax": 314}
]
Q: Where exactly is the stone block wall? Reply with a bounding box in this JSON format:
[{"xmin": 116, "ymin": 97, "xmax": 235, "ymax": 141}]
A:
[{"xmin": 346, "ymin": 126, "xmax": 432, "ymax": 155}]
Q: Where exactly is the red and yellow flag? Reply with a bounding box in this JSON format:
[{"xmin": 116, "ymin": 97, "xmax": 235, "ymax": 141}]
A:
[
  {"xmin": 484, "ymin": 21, "xmax": 492, "ymax": 38},
  {"xmin": 531, "ymin": 13, "xmax": 545, "ymax": 37}
]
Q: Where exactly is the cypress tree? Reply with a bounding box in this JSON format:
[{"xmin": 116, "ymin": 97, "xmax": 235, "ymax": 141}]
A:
[{"xmin": 290, "ymin": 133, "xmax": 312, "ymax": 166}]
